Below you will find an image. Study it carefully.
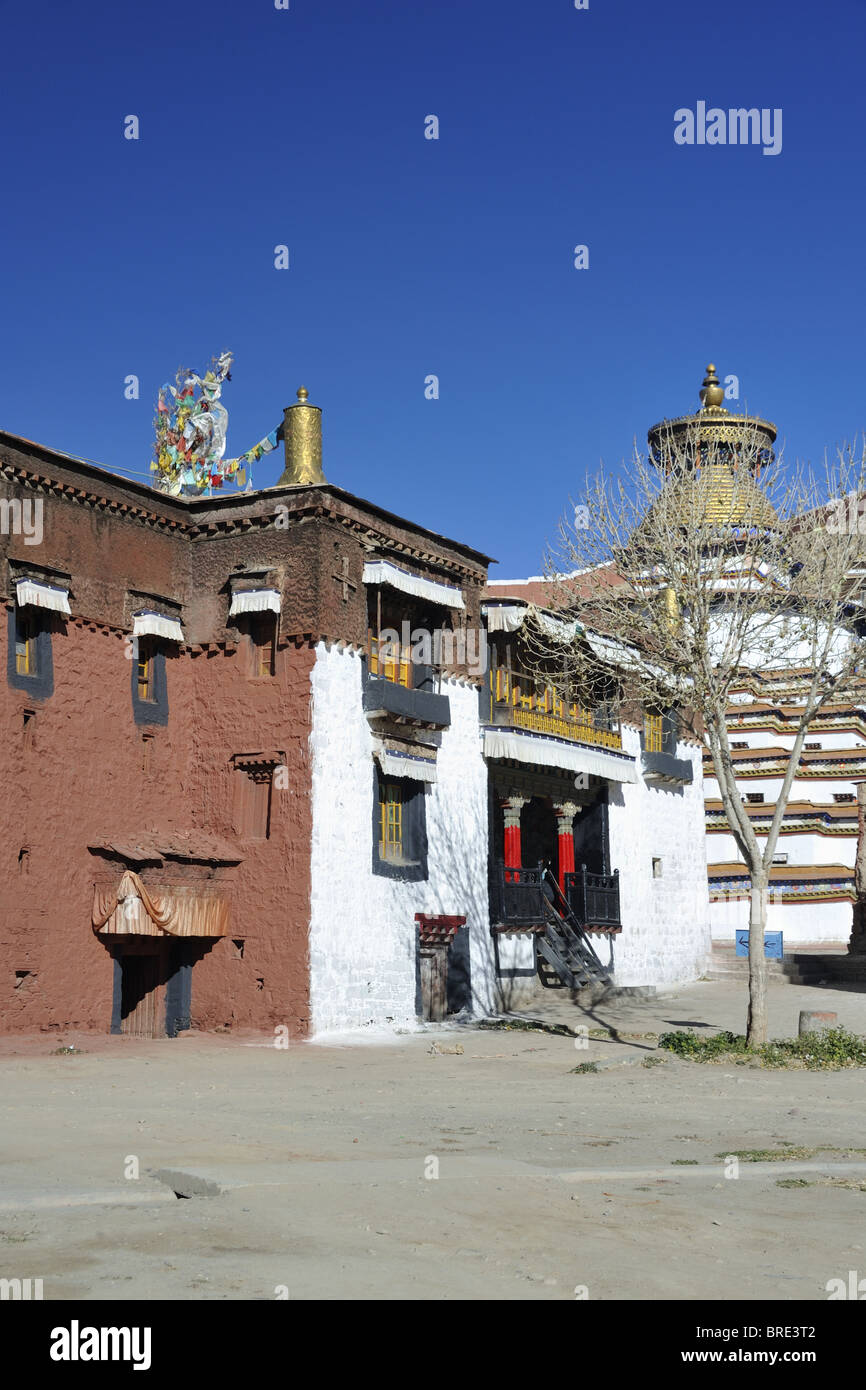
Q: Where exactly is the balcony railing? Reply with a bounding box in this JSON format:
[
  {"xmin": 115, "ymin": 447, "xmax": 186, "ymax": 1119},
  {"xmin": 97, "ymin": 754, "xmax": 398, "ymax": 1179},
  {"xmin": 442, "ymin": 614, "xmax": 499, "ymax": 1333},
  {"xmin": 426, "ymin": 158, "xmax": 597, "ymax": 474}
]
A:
[
  {"xmin": 364, "ymin": 630, "xmax": 450, "ymax": 727},
  {"xmin": 487, "ymin": 667, "xmax": 622, "ymax": 750},
  {"xmin": 564, "ymin": 866, "xmax": 621, "ymax": 933},
  {"xmin": 490, "ymin": 864, "xmax": 546, "ymax": 927}
]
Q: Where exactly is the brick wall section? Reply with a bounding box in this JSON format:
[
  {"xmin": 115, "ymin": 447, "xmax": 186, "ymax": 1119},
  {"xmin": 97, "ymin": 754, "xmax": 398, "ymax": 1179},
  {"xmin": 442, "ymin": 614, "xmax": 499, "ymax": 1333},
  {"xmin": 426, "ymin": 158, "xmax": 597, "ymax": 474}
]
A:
[{"xmin": 0, "ymin": 431, "xmax": 490, "ymax": 1036}]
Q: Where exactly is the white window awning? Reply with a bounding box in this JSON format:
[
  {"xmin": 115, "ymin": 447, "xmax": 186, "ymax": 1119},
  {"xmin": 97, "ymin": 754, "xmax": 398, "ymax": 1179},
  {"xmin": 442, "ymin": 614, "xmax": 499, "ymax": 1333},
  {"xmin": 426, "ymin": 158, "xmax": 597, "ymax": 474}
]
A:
[
  {"xmin": 15, "ymin": 578, "xmax": 71, "ymax": 616},
  {"xmin": 482, "ymin": 602, "xmax": 582, "ymax": 644},
  {"xmin": 363, "ymin": 560, "xmax": 465, "ymax": 611},
  {"xmin": 374, "ymin": 747, "xmax": 438, "ymax": 783},
  {"xmin": 229, "ymin": 588, "xmax": 281, "ymax": 617},
  {"xmin": 482, "ymin": 604, "xmax": 526, "ymax": 633},
  {"xmin": 133, "ymin": 611, "xmax": 185, "ymax": 643},
  {"xmin": 482, "ymin": 727, "xmax": 638, "ymax": 783}
]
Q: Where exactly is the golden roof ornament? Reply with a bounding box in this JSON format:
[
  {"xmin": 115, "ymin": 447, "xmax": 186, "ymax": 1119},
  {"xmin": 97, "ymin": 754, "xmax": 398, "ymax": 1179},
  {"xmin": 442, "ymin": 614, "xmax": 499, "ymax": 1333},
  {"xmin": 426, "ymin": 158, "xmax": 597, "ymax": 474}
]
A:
[
  {"xmin": 698, "ymin": 363, "xmax": 726, "ymax": 413},
  {"xmin": 642, "ymin": 362, "xmax": 780, "ymax": 530},
  {"xmin": 647, "ymin": 362, "xmax": 777, "ymax": 471},
  {"xmin": 276, "ymin": 384, "xmax": 327, "ymax": 487}
]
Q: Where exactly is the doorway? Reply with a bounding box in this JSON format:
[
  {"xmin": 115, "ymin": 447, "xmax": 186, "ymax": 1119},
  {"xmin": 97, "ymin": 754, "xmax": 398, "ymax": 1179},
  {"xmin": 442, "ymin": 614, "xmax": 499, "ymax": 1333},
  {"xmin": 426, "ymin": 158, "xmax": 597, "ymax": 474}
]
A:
[
  {"xmin": 521, "ymin": 797, "xmax": 559, "ymax": 877},
  {"xmin": 116, "ymin": 940, "xmax": 170, "ymax": 1038}
]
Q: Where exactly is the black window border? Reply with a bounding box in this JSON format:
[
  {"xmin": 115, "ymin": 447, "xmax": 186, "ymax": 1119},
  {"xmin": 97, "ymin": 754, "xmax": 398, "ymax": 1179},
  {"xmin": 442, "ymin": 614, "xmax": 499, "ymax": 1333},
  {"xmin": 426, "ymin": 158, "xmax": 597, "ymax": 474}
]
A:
[
  {"xmin": 131, "ymin": 637, "xmax": 169, "ymax": 726},
  {"xmin": 372, "ymin": 766, "xmax": 429, "ymax": 882},
  {"xmin": 7, "ymin": 605, "xmax": 54, "ymax": 699}
]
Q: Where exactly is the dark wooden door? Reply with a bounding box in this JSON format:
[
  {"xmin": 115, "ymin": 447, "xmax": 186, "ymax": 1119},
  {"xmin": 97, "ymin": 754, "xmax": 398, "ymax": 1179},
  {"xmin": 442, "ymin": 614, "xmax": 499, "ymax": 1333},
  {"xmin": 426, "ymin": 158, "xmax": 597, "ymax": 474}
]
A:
[
  {"xmin": 120, "ymin": 951, "xmax": 162, "ymax": 1038},
  {"xmin": 420, "ymin": 947, "xmax": 448, "ymax": 1021}
]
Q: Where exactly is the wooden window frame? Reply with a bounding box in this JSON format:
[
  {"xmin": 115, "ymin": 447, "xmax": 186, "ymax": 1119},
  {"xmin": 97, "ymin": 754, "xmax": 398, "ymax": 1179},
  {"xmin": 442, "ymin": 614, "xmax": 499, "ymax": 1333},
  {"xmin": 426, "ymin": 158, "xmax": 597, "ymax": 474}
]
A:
[
  {"xmin": 136, "ymin": 638, "xmax": 155, "ymax": 702},
  {"xmin": 15, "ymin": 610, "xmax": 37, "ymax": 676},
  {"xmin": 247, "ymin": 614, "xmax": 277, "ymax": 679},
  {"xmin": 643, "ymin": 712, "xmax": 664, "ymax": 753},
  {"xmin": 372, "ymin": 768, "xmax": 428, "ymax": 882},
  {"xmin": 379, "ymin": 779, "xmax": 404, "ymax": 860}
]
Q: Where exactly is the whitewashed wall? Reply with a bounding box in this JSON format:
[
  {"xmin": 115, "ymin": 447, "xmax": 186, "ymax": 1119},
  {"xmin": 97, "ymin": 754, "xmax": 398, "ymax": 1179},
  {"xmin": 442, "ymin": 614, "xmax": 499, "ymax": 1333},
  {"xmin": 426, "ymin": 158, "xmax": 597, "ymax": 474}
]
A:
[
  {"xmin": 710, "ymin": 894, "xmax": 853, "ymax": 945},
  {"xmin": 607, "ymin": 726, "xmax": 711, "ymax": 987},
  {"xmin": 705, "ymin": 774, "xmax": 858, "ymax": 802},
  {"xmin": 308, "ymin": 644, "xmax": 492, "ymax": 1034},
  {"xmin": 708, "ymin": 831, "xmax": 856, "ymax": 868},
  {"xmin": 720, "ymin": 731, "xmax": 866, "ymax": 751}
]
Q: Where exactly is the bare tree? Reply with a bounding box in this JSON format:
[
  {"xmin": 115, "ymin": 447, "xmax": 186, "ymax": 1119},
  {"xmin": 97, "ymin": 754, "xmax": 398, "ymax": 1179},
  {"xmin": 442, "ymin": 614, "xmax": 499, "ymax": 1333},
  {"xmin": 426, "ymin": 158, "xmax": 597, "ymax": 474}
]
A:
[{"xmin": 524, "ymin": 382, "xmax": 866, "ymax": 1045}]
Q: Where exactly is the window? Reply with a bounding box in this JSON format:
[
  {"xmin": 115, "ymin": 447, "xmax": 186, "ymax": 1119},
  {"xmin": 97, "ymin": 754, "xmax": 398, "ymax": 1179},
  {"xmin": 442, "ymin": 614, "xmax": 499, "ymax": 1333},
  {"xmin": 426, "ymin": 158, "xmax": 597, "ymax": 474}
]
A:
[
  {"xmin": 652, "ymin": 857, "xmax": 663, "ymax": 878},
  {"xmin": 746, "ymin": 792, "xmax": 765, "ymax": 804},
  {"xmin": 643, "ymin": 712, "xmax": 663, "ymax": 753},
  {"xmin": 136, "ymin": 639, "xmax": 155, "ymax": 701},
  {"xmin": 15, "ymin": 611, "xmax": 37, "ymax": 676},
  {"xmin": 249, "ymin": 615, "xmax": 276, "ymax": 678},
  {"xmin": 372, "ymin": 768, "xmax": 428, "ymax": 881},
  {"xmin": 730, "ymin": 740, "xmax": 748, "ymax": 750},
  {"xmin": 833, "ymin": 792, "xmax": 855, "ymax": 804},
  {"xmin": 233, "ymin": 758, "xmax": 280, "ymax": 840},
  {"xmin": 772, "ymin": 852, "xmax": 788, "ymax": 865},
  {"xmin": 804, "ymin": 742, "xmax": 822, "ymax": 751},
  {"xmin": 368, "ymin": 631, "xmax": 412, "ymax": 687},
  {"xmin": 131, "ymin": 638, "xmax": 168, "ymax": 726},
  {"xmin": 379, "ymin": 779, "xmax": 404, "ymax": 860},
  {"xmin": 7, "ymin": 607, "xmax": 53, "ymax": 698}
]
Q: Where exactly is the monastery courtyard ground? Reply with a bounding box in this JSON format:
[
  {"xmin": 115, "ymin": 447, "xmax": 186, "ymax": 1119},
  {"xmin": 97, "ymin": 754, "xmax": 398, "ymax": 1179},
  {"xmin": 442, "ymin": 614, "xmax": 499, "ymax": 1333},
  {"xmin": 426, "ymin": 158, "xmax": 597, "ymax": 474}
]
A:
[{"xmin": 2, "ymin": 979, "xmax": 866, "ymax": 1301}]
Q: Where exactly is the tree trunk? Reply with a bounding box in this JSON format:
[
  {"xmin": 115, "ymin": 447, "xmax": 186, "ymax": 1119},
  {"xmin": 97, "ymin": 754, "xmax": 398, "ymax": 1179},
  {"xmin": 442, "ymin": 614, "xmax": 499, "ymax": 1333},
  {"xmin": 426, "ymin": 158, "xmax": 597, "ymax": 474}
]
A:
[{"xmin": 746, "ymin": 872, "xmax": 769, "ymax": 1046}]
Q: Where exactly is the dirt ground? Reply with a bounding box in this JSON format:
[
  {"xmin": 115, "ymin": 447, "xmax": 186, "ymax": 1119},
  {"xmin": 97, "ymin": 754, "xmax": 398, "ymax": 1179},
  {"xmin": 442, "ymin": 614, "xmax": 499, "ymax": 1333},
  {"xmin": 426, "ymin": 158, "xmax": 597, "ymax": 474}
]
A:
[{"xmin": 2, "ymin": 978, "xmax": 866, "ymax": 1301}]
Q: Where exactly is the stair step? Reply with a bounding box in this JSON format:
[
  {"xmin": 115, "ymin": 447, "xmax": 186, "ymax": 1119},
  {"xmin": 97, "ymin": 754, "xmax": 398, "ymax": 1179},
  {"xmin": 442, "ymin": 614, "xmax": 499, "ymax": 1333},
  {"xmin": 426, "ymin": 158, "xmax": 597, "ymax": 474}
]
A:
[{"xmin": 708, "ymin": 949, "xmax": 866, "ymax": 987}]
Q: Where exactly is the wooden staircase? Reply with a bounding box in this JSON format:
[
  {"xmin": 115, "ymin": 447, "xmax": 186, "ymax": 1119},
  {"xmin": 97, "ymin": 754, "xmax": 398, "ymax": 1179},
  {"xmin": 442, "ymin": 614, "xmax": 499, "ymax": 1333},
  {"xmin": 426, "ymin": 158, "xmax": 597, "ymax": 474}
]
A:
[{"xmin": 536, "ymin": 871, "xmax": 612, "ymax": 991}]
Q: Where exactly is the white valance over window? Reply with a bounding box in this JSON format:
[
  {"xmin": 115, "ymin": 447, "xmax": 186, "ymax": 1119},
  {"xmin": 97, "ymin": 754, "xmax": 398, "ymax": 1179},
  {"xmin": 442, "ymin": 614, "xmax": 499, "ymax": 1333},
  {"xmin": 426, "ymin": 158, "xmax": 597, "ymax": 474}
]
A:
[
  {"xmin": 482, "ymin": 604, "xmax": 526, "ymax": 633},
  {"xmin": 363, "ymin": 560, "xmax": 465, "ymax": 611},
  {"xmin": 132, "ymin": 610, "xmax": 185, "ymax": 643},
  {"xmin": 229, "ymin": 588, "xmax": 281, "ymax": 617},
  {"xmin": 16, "ymin": 578, "xmax": 71, "ymax": 615},
  {"xmin": 481, "ymin": 728, "xmax": 638, "ymax": 783},
  {"xmin": 482, "ymin": 602, "xmax": 582, "ymax": 643},
  {"xmin": 374, "ymin": 747, "xmax": 438, "ymax": 783}
]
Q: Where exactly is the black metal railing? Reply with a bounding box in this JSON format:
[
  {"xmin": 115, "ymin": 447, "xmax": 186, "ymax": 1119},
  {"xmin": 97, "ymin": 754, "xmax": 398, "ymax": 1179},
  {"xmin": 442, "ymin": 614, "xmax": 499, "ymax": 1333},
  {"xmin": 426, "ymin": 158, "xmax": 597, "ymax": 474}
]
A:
[
  {"xmin": 564, "ymin": 866, "xmax": 621, "ymax": 930},
  {"xmin": 490, "ymin": 863, "xmax": 546, "ymax": 927}
]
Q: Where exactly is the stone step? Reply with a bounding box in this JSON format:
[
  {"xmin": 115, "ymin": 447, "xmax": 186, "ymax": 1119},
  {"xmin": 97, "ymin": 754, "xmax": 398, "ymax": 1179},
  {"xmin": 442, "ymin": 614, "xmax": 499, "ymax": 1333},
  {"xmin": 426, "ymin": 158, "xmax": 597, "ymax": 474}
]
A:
[{"xmin": 708, "ymin": 950, "xmax": 866, "ymax": 986}]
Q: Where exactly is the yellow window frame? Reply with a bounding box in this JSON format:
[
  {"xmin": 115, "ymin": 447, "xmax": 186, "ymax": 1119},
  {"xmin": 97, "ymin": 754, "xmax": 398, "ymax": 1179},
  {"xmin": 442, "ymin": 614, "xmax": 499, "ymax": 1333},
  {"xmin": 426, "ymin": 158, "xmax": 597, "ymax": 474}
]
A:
[
  {"xmin": 137, "ymin": 640, "xmax": 154, "ymax": 701},
  {"xmin": 15, "ymin": 611, "xmax": 36, "ymax": 676},
  {"xmin": 644, "ymin": 712, "xmax": 663, "ymax": 753},
  {"xmin": 379, "ymin": 779, "xmax": 403, "ymax": 860}
]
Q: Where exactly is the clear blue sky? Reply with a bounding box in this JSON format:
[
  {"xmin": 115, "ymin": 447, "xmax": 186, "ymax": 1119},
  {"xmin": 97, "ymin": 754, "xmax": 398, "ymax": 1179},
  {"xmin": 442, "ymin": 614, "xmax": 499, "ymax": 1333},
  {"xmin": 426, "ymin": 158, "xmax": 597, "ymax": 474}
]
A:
[{"xmin": 2, "ymin": 0, "xmax": 863, "ymax": 576}]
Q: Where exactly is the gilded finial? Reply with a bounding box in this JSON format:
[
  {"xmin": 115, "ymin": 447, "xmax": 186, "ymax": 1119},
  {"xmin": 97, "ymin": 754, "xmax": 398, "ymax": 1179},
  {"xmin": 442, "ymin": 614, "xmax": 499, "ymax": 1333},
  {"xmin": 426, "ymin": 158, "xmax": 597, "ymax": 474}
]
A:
[
  {"xmin": 275, "ymin": 382, "xmax": 326, "ymax": 486},
  {"xmin": 699, "ymin": 363, "xmax": 725, "ymax": 411}
]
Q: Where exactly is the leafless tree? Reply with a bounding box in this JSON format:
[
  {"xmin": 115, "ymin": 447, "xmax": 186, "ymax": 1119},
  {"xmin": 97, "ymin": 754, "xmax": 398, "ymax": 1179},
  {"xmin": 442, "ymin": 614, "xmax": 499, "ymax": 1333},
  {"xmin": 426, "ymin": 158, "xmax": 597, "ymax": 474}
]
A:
[{"xmin": 524, "ymin": 422, "xmax": 866, "ymax": 1044}]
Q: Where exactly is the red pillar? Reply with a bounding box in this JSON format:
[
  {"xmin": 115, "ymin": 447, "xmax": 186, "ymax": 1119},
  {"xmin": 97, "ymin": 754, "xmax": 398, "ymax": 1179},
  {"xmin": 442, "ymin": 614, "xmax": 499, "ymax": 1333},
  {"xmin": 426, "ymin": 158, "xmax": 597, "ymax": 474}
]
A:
[
  {"xmin": 555, "ymin": 802, "xmax": 577, "ymax": 894},
  {"xmin": 501, "ymin": 797, "xmax": 526, "ymax": 881}
]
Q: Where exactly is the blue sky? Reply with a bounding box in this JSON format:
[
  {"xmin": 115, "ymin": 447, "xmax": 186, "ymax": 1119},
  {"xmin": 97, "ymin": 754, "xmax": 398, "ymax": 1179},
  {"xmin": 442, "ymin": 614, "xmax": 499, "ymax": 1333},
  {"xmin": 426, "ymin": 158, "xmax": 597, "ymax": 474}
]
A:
[{"xmin": 1, "ymin": 0, "xmax": 864, "ymax": 576}]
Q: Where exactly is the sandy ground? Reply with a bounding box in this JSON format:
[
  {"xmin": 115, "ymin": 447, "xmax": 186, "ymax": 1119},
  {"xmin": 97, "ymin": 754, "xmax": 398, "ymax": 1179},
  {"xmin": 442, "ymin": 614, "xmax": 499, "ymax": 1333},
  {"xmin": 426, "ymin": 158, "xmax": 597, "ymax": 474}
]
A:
[{"xmin": 1, "ymin": 978, "xmax": 866, "ymax": 1301}]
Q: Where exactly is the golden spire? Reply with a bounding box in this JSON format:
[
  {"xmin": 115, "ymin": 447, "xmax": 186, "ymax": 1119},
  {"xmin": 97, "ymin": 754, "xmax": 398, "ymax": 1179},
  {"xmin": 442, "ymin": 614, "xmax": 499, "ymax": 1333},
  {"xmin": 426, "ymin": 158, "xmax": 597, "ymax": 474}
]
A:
[{"xmin": 699, "ymin": 363, "xmax": 726, "ymax": 413}]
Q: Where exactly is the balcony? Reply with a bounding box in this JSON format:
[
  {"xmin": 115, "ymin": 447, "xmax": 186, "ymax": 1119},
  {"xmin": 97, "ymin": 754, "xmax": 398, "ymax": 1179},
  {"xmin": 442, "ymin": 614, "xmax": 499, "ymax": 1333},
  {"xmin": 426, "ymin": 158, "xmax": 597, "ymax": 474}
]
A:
[
  {"xmin": 486, "ymin": 667, "xmax": 622, "ymax": 751},
  {"xmin": 641, "ymin": 750, "xmax": 693, "ymax": 785},
  {"xmin": 490, "ymin": 864, "xmax": 546, "ymax": 927},
  {"xmin": 564, "ymin": 867, "xmax": 622, "ymax": 934},
  {"xmin": 363, "ymin": 633, "xmax": 451, "ymax": 728},
  {"xmin": 641, "ymin": 712, "xmax": 692, "ymax": 785}
]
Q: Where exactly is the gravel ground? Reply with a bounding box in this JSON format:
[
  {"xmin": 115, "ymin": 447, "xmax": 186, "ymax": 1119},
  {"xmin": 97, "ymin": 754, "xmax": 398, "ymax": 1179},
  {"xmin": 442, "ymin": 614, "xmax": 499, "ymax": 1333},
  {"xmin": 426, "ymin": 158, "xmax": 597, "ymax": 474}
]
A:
[{"xmin": 1, "ymin": 979, "xmax": 865, "ymax": 1301}]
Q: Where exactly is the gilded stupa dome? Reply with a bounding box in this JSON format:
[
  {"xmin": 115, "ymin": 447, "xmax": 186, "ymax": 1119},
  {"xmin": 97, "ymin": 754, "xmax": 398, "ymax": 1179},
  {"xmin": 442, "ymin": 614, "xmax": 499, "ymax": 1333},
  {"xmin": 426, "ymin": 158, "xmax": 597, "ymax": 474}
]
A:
[{"xmin": 644, "ymin": 364, "xmax": 779, "ymax": 531}]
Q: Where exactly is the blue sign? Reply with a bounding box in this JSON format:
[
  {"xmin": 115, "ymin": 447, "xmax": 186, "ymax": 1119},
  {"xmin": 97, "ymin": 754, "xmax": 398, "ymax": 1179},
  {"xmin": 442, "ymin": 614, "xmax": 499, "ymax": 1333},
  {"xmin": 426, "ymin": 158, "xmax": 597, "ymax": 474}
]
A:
[{"xmin": 735, "ymin": 930, "xmax": 783, "ymax": 959}]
